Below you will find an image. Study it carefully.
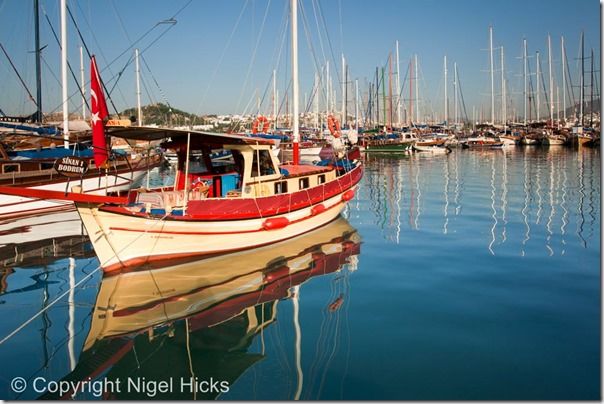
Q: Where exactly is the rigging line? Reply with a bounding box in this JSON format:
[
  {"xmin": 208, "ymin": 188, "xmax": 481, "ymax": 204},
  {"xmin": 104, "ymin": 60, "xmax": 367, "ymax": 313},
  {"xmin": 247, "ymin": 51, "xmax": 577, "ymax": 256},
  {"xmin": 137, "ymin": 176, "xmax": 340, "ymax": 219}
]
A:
[
  {"xmin": 0, "ymin": 42, "xmax": 37, "ymax": 108},
  {"xmin": 309, "ymin": 0, "xmax": 326, "ymax": 66},
  {"xmin": 234, "ymin": 0, "xmax": 273, "ymax": 115},
  {"xmin": 140, "ymin": 54, "xmax": 172, "ymax": 109},
  {"xmin": 316, "ymin": 0, "xmax": 341, "ymax": 86},
  {"xmin": 195, "ymin": 0, "xmax": 250, "ymax": 114}
]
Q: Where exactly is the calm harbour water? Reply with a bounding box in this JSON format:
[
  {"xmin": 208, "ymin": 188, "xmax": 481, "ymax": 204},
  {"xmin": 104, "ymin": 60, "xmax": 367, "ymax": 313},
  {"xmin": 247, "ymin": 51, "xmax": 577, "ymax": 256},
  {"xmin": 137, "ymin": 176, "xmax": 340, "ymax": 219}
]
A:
[{"xmin": 0, "ymin": 146, "xmax": 599, "ymax": 400}]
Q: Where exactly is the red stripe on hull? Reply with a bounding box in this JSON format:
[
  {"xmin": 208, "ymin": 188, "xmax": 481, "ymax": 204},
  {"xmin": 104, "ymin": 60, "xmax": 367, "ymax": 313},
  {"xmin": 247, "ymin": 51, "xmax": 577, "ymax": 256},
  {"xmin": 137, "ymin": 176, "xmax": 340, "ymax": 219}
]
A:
[{"xmin": 102, "ymin": 215, "xmax": 344, "ymax": 275}]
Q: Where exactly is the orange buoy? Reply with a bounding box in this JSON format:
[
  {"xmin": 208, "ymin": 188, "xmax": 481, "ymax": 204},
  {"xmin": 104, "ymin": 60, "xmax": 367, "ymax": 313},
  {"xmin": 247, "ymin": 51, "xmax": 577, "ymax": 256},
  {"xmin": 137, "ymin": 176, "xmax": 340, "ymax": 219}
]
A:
[
  {"xmin": 327, "ymin": 115, "xmax": 341, "ymax": 138},
  {"xmin": 252, "ymin": 115, "xmax": 270, "ymax": 134}
]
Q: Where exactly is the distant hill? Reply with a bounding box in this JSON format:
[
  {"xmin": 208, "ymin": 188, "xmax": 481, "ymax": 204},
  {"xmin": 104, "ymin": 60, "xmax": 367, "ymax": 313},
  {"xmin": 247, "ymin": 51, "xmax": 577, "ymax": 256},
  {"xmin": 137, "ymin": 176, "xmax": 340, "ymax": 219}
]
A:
[{"xmin": 119, "ymin": 103, "xmax": 201, "ymax": 126}]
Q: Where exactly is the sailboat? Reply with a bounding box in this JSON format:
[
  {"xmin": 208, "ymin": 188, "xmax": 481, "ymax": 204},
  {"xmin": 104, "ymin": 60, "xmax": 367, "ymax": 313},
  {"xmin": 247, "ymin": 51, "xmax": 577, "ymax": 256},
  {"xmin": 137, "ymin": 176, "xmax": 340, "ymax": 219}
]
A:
[
  {"xmin": 0, "ymin": 0, "xmax": 363, "ymax": 274},
  {"xmin": 0, "ymin": 1, "xmax": 161, "ymax": 219}
]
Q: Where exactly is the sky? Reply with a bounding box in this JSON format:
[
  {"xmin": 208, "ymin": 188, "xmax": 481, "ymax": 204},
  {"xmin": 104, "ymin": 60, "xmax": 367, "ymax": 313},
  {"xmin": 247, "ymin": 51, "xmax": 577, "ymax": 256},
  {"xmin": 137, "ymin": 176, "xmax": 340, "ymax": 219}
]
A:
[{"xmin": 0, "ymin": 0, "xmax": 600, "ymax": 122}]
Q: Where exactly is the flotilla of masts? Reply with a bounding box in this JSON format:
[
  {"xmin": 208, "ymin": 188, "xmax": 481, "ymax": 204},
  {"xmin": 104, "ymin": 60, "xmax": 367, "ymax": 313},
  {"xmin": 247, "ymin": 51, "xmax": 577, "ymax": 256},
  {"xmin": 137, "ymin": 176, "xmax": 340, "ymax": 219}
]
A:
[{"xmin": 257, "ymin": 25, "xmax": 598, "ymax": 137}]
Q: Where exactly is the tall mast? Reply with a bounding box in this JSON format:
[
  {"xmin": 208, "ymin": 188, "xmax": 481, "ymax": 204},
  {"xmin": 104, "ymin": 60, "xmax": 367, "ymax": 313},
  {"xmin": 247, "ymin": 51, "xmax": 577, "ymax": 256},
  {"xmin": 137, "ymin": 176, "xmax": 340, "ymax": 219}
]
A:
[
  {"xmin": 548, "ymin": 34, "xmax": 554, "ymax": 123},
  {"xmin": 415, "ymin": 54, "xmax": 419, "ymax": 123},
  {"xmin": 395, "ymin": 40, "xmax": 401, "ymax": 127},
  {"xmin": 326, "ymin": 61, "xmax": 330, "ymax": 118},
  {"xmin": 375, "ymin": 67, "xmax": 380, "ymax": 127},
  {"xmin": 454, "ymin": 62, "xmax": 458, "ymax": 127},
  {"xmin": 580, "ymin": 31, "xmax": 584, "ymax": 126},
  {"xmin": 388, "ymin": 53, "xmax": 393, "ymax": 129},
  {"xmin": 341, "ymin": 54, "xmax": 346, "ymax": 125},
  {"xmin": 523, "ymin": 38, "xmax": 528, "ymax": 125},
  {"xmin": 561, "ymin": 36, "xmax": 567, "ymax": 122},
  {"xmin": 536, "ymin": 51, "xmax": 541, "ymax": 121},
  {"xmin": 273, "ymin": 69, "xmax": 278, "ymax": 130},
  {"xmin": 409, "ymin": 58, "xmax": 413, "ymax": 125},
  {"xmin": 501, "ymin": 47, "xmax": 506, "ymax": 130},
  {"xmin": 501, "ymin": 47, "xmax": 505, "ymax": 126},
  {"xmin": 291, "ymin": 0, "xmax": 299, "ymax": 164},
  {"xmin": 135, "ymin": 48, "xmax": 143, "ymax": 126},
  {"xmin": 60, "ymin": 0, "xmax": 69, "ymax": 148},
  {"xmin": 355, "ymin": 78, "xmax": 359, "ymax": 129},
  {"xmin": 34, "ymin": 0, "xmax": 43, "ymax": 122},
  {"xmin": 313, "ymin": 71, "xmax": 319, "ymax": 129},
  {"xmin": 381, "ymin": 66, "xmax": 386, "ymax": 128},
  {"xmin": 489, "ymin": 25, "xmax": 495, "ymax": 124},
  {"xmin": 590, "ymin": 48, "xmax": 594, "ymax": 127},
  {"xmin": 444, "ymin": 55, "xmax": 448, "ymax": 126}
]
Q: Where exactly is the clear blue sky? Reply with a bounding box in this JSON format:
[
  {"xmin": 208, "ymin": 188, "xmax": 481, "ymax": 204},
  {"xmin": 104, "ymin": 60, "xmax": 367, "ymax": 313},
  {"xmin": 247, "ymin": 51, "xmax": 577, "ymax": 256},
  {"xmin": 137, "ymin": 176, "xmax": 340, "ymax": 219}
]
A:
[{"xmin": 0, "ymin": 0, "xmax": 600, "ymax": 121}]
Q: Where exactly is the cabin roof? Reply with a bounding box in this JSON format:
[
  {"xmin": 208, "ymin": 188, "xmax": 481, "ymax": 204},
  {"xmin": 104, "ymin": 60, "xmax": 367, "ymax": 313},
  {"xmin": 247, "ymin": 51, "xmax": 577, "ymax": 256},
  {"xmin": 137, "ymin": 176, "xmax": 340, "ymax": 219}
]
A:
[{"xmin": 106, "ymin": 126, "xmax": 274, "ymax": 146}]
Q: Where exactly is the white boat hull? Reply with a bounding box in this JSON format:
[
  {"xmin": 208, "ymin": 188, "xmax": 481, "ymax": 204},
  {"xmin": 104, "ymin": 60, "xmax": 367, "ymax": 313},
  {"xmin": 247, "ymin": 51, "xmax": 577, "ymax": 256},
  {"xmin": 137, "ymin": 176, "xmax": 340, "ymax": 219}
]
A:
[
  {"xmin": 76, "ymin": 185, "xmax": 356, "ymax": 272},
  {"xmin": 0, "ymin": 168, "xmax": 149, "ymax": 219}
]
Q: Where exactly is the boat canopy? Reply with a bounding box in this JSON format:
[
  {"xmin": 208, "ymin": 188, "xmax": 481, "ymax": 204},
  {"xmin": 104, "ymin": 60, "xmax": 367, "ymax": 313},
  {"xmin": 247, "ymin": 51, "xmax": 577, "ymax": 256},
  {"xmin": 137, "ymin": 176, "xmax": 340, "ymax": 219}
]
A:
[{"xmin": 107, "ymin": 126, "xmax": 274, "ymax": 146}]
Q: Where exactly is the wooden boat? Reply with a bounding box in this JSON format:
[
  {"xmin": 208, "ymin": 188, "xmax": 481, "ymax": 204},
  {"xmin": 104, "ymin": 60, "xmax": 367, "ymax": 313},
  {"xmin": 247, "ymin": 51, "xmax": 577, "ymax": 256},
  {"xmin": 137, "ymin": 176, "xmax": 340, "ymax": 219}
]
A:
[
  {"xmin": 462, "ymin": 134, "xmax": 504, "ymax": 149},
  {"xmin": 520, "ymin": 134, "xmax": 541, "ymax": 145},
  {"xmin": 0, "ymin": 126, "xmax": 363, "ymax": 273},
  {"xmin": 0, "ymin": 141, "xmax": 162, "ymax": 219},
  {"xmin": 412, "ymin": 144, "xmax": 452, "ymax": 154},
  {"xmin": 542, "ymin": 133, "xmax": 568, "ymax": 146},
  {"xmin": 361, "ymin": 132, "xmax": 414, "ymax": 153}
]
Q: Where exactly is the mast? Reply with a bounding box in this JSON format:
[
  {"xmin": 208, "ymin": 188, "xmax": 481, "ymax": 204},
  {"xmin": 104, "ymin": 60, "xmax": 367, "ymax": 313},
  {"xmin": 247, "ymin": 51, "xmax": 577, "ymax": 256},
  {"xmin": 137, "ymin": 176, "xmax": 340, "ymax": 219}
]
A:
[
  {"xmin": 34, "ymin": 0, "xmax": 43, "ymax": 122},
  {"xmin": 135, "ymin": 48, "xmax": 143, "ymax": 126},
  {"xmin": 415, "ymin": 54, "xmax": 419, "ymax": 123},
  {"xmin": 454, "ymin": 62, "xmax": 458, "ymax": 127},
  {"xmin": 536, "ymin": 51, "xmax": 541, "ymax": 121},
  {"xmin": 489, "ymin": 25, "xmax": 495, "ymax": 125},
  {"xmin": 523, "ymin": 38, "xmax": 528, "ymax": 125},
  {"xmin": 375, "ymin": 67, "xmax": 379, "ymax": 128},
  {"xmin": 561, "ymin": 36, "xmax": 566, "ymax": 122},
  {"xmin": 395, "ymin": 40, "xmax": 401, "ymax": 127},
  {"xmin": 341, "ymin": 54, "xmax": 346, "ymax": 126},
  {"xmin": 273, "ymin": 69, "xmax": 278, "ymax": 131},
  {"xmin": 590, "ymin": 48, "xmax": 594, "ymax": 127},
  {"xmin": 291, "ymin": 0, "xmax": 299, "ymax": 164},
  {"xmin": 501, "ymin": 47, "xmax": 505, "ymax": 127},
  {"xmin": 313, "ymin": 71, "xmax": 319, "ymax": 129},
  {"xmin": 60, "ymin": 0, "xmax": 69, "ymax": 149},
  {"xmin": 409, "ymin": 58, "xmax": 413, "ymax": 125},
  {"xmin": 381, "ymin": 66, "xmax": 386, "ymax": 128},
  {"xmin": 388, "ymin": 53, "xmax": 393, "ymax": 130},
  {"xmin": 444, "ymin": 55, "xmax": 448, "ymax": 126},
  {"xmin": 548, "ymin": 34, "xmax": 554, "ymax": 124},
  {"xmin": 580, "ymin": 31, "xmax": 584, "ymax": 126},
  {"xmin": 355, "ymin": 78, "xmax": 359, "ymax": 130}
]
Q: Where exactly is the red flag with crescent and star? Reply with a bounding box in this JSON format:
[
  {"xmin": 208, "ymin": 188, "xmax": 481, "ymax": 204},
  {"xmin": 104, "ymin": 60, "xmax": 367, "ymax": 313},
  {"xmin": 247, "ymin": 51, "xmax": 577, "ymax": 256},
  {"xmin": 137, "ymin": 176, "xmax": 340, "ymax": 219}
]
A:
[{"xmin": 90, "ymin": 55, "xmax": 109, "ymax": 167}]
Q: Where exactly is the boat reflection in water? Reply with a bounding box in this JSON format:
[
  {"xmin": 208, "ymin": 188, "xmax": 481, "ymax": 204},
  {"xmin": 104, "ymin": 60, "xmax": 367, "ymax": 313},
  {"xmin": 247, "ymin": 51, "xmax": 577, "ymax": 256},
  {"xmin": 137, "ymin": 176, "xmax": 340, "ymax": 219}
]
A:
[{"xmin": 40, "ymin": 217, "xmax": 360, "ymax": 400}]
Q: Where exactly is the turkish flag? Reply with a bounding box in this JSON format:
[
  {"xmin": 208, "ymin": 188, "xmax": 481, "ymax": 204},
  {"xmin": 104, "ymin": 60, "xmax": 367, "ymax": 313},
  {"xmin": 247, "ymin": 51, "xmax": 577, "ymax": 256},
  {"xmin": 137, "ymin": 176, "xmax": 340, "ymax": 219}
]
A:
[{"xmin": 90, "ymin": 55, "xmax": 109, "ymax": 167}]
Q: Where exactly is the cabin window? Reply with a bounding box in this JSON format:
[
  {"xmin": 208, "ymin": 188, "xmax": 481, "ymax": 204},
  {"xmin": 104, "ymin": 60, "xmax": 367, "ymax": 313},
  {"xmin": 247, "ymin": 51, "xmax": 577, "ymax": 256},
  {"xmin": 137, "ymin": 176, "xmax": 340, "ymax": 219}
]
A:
[
  {"xmin": 275, "ymin": 181, "xmax": 288, "ymax": 194},
  {"xmin": 2, "ymin": 164, "xmax": 20, "ymax": 174},
  {"xmin": 251, "ymin": 150, "xmax": 275, "ymax": 177},
  {"xmin": 318, "ymin": 174, "xmax": 326, "ymax": 184},
  {"xmin": 299, "ymin": 177, "xmax": 309, "ymax": 189},
  {"xmin": 40, "ymin": 162, "xmax": 54, "ymax": 170}
]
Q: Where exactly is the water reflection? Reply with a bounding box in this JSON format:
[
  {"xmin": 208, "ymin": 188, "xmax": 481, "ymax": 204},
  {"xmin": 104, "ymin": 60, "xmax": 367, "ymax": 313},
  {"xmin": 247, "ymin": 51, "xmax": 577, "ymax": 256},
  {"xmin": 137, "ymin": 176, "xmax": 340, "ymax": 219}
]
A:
[
  {"xmin": 2, "ymin": 217, "xmax": 360, "ymax": 400},
  {"xmin": 360, "ymin": 148, "xmax": 600, "ymax": 255}
]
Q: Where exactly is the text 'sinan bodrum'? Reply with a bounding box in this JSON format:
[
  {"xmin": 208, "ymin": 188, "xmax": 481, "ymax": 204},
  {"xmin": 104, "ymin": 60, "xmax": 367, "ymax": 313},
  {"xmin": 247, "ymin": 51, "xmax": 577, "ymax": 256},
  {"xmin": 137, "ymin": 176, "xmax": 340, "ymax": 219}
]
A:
[{"xmin": 54, "ymin": 156, "xmax": 89, "ymax": 178}]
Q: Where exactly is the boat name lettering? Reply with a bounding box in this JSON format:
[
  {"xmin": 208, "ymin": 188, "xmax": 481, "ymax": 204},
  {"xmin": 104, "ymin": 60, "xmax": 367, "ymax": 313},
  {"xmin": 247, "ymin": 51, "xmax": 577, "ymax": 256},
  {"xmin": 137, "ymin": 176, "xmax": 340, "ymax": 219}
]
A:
[{"xmin": 54, "ymin": 156, "xmax": 89, "ymax": 178}]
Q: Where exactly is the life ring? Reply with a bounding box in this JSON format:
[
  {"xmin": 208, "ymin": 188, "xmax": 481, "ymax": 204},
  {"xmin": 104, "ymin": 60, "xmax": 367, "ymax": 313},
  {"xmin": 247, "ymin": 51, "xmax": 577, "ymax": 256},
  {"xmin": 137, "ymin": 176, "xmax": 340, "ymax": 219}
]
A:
[
  {"xmin": 252, "ymin": 115, "xmax": 271, "ymax": 134},
  {"xmin": 327, "ymin": 115, "xmax": 341, "ymax": 138}
]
